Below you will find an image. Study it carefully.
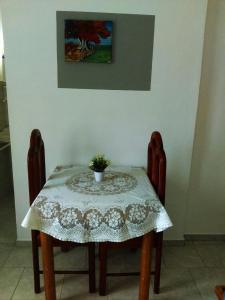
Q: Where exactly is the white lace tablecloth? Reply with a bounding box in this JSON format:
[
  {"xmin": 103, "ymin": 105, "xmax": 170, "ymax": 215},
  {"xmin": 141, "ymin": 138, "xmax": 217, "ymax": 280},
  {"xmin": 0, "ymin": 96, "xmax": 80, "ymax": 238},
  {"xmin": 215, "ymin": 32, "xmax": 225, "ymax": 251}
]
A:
[{"xmin": 22, "ymin": 165, "xmax": 172, "ymax": 243}]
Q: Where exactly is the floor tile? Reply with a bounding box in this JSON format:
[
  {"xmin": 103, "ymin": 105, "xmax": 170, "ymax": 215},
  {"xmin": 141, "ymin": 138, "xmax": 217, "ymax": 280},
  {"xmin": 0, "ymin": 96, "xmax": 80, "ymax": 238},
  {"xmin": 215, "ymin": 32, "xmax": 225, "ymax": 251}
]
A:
[
  {"xmin": 163, "ymin": 245, "xmax": 204, "ymax": 268},
  {"xmin": 101, "ymin": 267, "xmax": 202, "ymax": 300},
  {"xmin": 149, "ymin": 268, "xmax": 203, "ymax": 300},
  {"xmin": 194, "ymin": 243, "xmax": 225, "ymax": 267},
  {"xmin": 4, "ymin": 244, "xmax": 88, "ymax": 271},
  {"xmin": 107, "ymin": 248, "xmax": 140, "ymax": 273},
  {"xmin": 53, "ymin": 246, "xmax": 87, "ymax": 271},
  {"xmin": 0, "ymin": 243, "xmax": 14, "ymax": 267},
  {"xmin": 12, "ymin": 268, "xmax": 63, "ymax": 300},
  {"xmin": 61, "ymin": 274, "xmax": 108, "ymax": 300},
  {"xmin": 107, "ymin": 275, "xmax": 139, "ymax": 299},
  {"xmin": 0, "ymin": 267, "xmax": 24, "ymax": 300},
  {"xmin": 4, "ymin": 245, "xmax": 33, "ymax": 267},
  {"xmin": 106, "ymin": 247, "xmax": 159, "ymax": 274},
  {"xmin": 190, "ymin": 267, "xmax": 225, "ymax": 300}
]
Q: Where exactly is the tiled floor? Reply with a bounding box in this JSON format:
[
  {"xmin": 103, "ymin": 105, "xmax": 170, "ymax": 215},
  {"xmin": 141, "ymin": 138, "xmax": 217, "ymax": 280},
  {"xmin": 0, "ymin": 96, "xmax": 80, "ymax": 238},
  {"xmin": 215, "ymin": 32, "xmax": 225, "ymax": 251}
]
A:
[
  {"xmin": 0, "ymin": 194, "xmax": 224, "ymax": 299},
  {"xmin": 0, "ymin": 241, "xmax": 224, "ymax": 299}
]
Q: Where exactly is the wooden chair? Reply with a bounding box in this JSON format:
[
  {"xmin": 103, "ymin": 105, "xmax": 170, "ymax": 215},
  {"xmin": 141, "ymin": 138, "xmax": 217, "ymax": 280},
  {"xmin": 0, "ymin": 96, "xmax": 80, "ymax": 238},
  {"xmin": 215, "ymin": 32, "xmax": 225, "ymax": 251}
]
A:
[
  {"xmin": 215, "ymin": 285, "xmax": 225, "ymax": 300},
  {"xmin": 28, "ymin": 129, "xmax": 96, "ymax": 294},
  {"xmin": 99, "ymin": 131, "xmax": 166, "ymax": 295}
]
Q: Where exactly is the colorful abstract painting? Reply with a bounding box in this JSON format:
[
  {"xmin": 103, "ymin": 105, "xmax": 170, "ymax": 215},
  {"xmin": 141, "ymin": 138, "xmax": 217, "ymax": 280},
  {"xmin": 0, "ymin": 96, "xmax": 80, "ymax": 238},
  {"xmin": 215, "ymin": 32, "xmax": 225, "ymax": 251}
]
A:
[{"xmin": 65, "ymin": 20, "xmax": 113, "ymax": 63}]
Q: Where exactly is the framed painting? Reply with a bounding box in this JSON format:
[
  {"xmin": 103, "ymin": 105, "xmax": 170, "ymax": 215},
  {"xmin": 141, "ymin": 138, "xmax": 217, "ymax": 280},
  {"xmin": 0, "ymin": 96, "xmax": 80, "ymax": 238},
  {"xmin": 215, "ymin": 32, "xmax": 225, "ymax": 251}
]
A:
[{"xmin": 65, "ymin": 20, "xmax": 113, "ymax": 63}]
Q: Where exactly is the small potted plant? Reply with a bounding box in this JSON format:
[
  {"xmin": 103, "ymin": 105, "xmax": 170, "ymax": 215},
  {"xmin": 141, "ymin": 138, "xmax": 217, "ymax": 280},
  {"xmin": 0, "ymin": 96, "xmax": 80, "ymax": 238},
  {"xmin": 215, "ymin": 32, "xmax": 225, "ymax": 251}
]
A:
[{"xmin": 89, "ymin": 154, "xmax": 111, "ymax": 182}]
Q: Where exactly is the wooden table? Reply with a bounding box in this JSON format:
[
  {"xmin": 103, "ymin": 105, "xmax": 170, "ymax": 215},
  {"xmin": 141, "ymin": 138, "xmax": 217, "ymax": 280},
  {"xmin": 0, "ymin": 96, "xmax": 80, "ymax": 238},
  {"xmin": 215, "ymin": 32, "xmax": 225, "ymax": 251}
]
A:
[{"xmin": 22, "ymin": 165, "xmax": 172, "ymax": 300}]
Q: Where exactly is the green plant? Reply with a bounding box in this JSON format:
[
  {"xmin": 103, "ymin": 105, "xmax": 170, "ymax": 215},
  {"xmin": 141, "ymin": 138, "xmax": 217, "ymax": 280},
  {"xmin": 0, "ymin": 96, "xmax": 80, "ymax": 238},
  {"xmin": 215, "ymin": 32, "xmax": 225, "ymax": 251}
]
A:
[{"xmin": 89, "ymin": 154, "xmax": 111, "ymax": 172}]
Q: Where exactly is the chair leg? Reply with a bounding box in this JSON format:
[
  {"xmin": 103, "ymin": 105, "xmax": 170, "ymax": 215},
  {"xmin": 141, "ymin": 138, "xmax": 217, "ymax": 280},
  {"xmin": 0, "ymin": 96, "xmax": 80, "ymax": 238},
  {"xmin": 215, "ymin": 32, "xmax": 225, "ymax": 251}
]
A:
[
  {"xmin": 99, "ymin": 243, "xmax": 108, "ymax": 296},
  {"xmin": 31, "ymin": 231, "xmax": 41, "ymax": 293},
  {"xmin": 154, "ymin": 232, "xmax": 163, "ymax": 294},
  {"xmin": 88, "ymin": 243, "xmax": 96, "ymax": 293},
  {"xmin": 215, "ymin": 285, "xmax": 225, "ymax": 300}
]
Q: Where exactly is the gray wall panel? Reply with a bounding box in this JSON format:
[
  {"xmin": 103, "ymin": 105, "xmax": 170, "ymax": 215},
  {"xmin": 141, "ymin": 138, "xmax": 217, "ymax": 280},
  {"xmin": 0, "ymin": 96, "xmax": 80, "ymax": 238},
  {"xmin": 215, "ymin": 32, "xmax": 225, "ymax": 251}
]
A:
[{"xmin": 57, "ymin": 11, "xmax": 155, "ymax": 90}]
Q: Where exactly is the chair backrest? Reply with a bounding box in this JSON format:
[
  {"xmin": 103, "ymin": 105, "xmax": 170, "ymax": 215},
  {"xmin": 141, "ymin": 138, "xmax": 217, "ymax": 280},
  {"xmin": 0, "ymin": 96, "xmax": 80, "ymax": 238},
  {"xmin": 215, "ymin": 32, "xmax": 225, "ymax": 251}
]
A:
[
  {"xmin": 27, "ymin": 129, "xmax": 46, "ymax": 205},
  {"xmin": 147, "ymin": 131, "xmax": 166, "ymax": 205}
]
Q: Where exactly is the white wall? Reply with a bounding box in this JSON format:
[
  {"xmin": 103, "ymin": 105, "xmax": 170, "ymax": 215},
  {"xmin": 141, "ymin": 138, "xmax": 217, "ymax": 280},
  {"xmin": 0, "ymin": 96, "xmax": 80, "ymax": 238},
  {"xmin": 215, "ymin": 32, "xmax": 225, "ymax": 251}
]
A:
[
  {"xmin": 1, "ymin": 0, "xmax": 207, "ymax": 240},
  {"xmin": 186, "ymin": 0, "xmax": 225, "ymax": 234}
]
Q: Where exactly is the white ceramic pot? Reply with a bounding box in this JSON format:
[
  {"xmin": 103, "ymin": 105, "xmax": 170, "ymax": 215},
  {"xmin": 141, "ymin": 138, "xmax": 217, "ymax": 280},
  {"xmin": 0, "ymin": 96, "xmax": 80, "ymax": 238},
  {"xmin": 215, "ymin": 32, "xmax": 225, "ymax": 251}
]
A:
[{"xmin": 94, "ymin": 171, "xmax": 104, "ymax": 182}]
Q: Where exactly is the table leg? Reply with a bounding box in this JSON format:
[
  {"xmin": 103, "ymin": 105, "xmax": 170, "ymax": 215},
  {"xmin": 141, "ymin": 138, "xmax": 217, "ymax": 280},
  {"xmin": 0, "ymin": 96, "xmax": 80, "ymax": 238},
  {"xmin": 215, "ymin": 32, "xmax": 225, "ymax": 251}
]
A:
[
  {"xmin": 40, "ymin": 232, "xmax": 56, "ymax": 300},
  {"xmin": 139, "ymin": 232, "xmax": 153, "ymax": 300}
]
